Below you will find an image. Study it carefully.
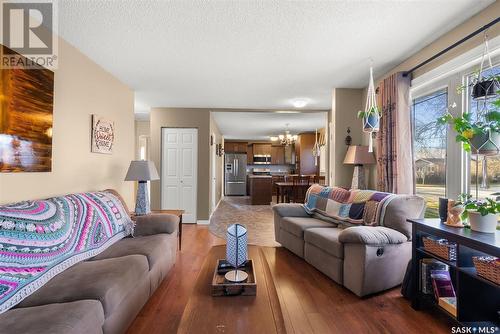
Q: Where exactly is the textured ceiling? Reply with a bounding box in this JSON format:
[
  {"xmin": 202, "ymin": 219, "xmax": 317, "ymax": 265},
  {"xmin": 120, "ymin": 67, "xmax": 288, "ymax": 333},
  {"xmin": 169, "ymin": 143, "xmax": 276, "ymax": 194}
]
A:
[
  {"xmin": 212, "ymin": 111, "xmax": 327, "ymax": 140},
  {"xmin": 58, "ymin": 0, "xmax": 494, "ymax": 113}
]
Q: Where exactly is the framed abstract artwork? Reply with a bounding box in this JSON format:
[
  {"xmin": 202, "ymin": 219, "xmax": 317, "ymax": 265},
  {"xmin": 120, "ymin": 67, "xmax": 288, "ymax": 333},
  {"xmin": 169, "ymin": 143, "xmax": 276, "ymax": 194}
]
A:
[
  {"xmin": 0, "ymin": 45, "xmax": 54, "ymax": 172},
  {"xmin": 91, "ymin": 115, "xmax": 114, "ymax": 154}
]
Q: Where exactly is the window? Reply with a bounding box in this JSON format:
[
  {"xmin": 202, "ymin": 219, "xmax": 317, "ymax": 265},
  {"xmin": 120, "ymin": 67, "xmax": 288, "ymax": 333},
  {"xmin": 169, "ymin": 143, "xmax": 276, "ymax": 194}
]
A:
[
  {"xmin": 412, "ymin": 89, "xmax": 448, "ymax": 217},
  {"xmin": 467, "ymin": 65, "xmax": 500, "ymax": 200}
]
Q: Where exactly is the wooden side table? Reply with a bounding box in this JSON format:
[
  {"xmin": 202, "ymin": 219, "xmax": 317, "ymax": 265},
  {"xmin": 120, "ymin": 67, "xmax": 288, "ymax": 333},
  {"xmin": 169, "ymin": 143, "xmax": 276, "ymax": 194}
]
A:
[{"xmin": 130, "ymin": 209, "xmax": 185, "ymax": 250}]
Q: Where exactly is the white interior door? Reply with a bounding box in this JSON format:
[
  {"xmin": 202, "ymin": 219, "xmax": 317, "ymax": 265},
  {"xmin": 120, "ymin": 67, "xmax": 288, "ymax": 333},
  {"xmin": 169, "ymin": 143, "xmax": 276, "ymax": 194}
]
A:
[{"xmin": 161, "ymin": 128, "xmax": 198, "ymax": 223}]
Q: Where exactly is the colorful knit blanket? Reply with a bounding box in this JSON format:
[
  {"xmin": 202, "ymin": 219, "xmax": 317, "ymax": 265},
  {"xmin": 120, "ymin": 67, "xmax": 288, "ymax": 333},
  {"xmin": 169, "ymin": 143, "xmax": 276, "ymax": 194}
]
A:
[
  {"xmin": 0, "ymin": 191, "xmax": 133, "ymax": 313},
  {"xmin": 304, "ymin": 185, "xmax": 396, "ymax": 226}
]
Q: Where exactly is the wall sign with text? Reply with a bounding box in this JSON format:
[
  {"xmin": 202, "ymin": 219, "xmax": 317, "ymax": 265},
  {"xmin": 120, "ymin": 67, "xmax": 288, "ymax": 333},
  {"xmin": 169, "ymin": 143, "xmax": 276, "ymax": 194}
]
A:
[{"xmin": 91, "ymin": 115, "xmax": 114, "ymax": 154}]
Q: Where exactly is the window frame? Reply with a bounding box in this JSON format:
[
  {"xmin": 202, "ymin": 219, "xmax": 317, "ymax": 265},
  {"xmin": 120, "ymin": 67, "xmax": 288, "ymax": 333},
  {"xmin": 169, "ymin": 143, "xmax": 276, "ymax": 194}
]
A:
[{"xmin": 410, "ymin": 54, "xmax": 500, "ymax": 201}]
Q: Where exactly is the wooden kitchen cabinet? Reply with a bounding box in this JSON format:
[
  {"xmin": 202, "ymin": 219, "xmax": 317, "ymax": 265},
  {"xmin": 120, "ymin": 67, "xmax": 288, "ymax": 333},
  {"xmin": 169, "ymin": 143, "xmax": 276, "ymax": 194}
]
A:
[
  {"xmin": 247, "ymin": 144, "xmax": 253, "ymax": 164},
  {"xmin": 271, "ymin": 145, "xmax": 285, "ymax": 164},
  {"xmin": 253, "ymin": 143, "xmax": 271, "ymax": 156},
  {"xmin": 224, "ymin": 141, "xmax": 248, "ymax": 153},
  {"xmin": 295, "ymin": 133, "xmax": 318, "ymax": 175}
]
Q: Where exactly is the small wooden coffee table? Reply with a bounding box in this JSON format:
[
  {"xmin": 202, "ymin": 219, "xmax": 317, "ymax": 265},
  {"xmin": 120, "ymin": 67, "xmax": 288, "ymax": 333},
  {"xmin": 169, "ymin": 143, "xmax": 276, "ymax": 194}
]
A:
[{"xmin": 177, "ymin": 245, "xmax": 286, "ymax": 334}]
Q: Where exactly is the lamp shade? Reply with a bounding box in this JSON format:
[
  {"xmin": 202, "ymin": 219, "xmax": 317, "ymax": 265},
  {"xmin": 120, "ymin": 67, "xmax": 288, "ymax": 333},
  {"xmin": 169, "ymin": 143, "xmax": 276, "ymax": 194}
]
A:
[
  {"xmin": 124, "ymin": 160, "xmax": 160, "ymax": 181},
  {"xmin": 343, "ymin": 145, "xmax": 375, "ymax": 165}
]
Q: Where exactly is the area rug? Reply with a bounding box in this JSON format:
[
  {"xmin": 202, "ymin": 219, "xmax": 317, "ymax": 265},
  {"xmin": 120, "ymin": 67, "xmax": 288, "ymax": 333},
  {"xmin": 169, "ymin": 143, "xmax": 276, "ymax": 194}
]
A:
[{"xmin": 209, "ymin": 197, "xmax": 279, "ymax": 247}]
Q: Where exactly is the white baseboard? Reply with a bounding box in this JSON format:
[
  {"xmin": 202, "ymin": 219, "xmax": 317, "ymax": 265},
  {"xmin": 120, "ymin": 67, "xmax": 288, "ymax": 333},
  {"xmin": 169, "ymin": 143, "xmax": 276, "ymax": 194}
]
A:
[{"xmin": 197, "ymin": 220, "xmax": 210, "ymax": 225}]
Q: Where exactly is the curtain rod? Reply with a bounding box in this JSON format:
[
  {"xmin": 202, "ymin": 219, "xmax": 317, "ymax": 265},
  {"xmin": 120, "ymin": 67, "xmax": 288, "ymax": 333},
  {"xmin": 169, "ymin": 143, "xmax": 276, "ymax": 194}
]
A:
[{"xmin": 403, "ymin": 16, "xmax": 500, "ymax": 77}]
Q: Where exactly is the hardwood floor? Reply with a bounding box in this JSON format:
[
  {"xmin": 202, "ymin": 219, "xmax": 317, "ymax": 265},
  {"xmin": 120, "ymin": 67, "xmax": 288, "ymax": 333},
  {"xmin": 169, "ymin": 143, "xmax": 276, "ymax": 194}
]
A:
[
  {"xmin": 127, "ymin": 225, "xmax": 453, "ymax": 334},
  {"xmin": 126, "ymin": 225, "xmax": 224, "ymax": 334}
]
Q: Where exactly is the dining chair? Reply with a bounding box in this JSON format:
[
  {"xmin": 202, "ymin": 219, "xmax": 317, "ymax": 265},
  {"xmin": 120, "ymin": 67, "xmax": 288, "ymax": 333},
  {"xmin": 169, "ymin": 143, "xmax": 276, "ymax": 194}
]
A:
[
  {"xmin": 291, "ymin": 175, "xmax": 310, "ymax": 203},
  {"xmin": 313, "ymin": 175, "xmax": 326, "ymax": 185}
]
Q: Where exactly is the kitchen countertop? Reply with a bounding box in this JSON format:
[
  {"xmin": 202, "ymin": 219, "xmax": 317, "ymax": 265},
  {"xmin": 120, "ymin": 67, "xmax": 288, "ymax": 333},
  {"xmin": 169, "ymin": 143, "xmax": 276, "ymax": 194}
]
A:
[{"xmin": 248, "ymin": 175, "xmax": 272, "ymax": 178}]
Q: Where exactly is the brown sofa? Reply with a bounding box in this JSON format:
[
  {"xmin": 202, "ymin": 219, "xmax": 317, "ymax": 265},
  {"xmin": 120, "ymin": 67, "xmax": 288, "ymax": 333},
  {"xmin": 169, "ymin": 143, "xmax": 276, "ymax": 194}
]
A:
[
  {"xmin": 273, "ymin": 194, "xmax": 425, "ymax": 297},
  {"xmin": 0, "ymin": 200, "xmax": 178, "ymax": 334}
]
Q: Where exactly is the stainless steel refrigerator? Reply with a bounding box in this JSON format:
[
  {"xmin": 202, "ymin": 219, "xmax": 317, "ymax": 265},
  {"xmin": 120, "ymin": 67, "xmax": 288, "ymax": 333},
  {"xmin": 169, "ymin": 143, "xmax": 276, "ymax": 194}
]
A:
[{"xmin": 224, "ymin": 153, "xmax": 247, "ymax": 196}]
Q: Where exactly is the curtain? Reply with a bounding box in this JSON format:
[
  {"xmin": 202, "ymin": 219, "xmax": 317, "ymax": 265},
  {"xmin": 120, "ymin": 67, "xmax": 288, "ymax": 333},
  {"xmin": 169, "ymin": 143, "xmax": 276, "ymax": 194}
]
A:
[{"xmin": 376, "ymin": 72, "xmax": 414, "ymax": 194}]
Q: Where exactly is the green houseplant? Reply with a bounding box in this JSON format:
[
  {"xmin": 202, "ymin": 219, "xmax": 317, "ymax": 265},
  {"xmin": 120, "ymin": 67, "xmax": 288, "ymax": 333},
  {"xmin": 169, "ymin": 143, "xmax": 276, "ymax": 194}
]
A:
[
  {"xmin": 357, "ymin": 106, "xmax": 380, "ymax": 131},
  {"xmin": 457, "ymin": 194, "xmax": 500, "ymax": 233},
  {"xmin": 438, "ymin": 75, "xmax": 500, "ymax": 155}
]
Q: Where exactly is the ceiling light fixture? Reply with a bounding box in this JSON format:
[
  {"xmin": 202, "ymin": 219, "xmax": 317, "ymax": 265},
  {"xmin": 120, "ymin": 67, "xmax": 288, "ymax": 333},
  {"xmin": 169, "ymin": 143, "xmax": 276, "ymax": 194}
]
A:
[
  {"xmin": 270, "ymin": 123, "xmax": 298, "ymax": 146},
  {"xmin": 292, "ymin": 99, "xmax": 308, "ymax": 108}
]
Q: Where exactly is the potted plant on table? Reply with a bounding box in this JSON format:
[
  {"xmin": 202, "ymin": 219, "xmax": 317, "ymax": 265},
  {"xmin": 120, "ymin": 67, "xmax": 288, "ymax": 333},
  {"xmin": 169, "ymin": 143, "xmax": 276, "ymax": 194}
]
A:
[{"xmin": 457, "ymin": 194, "xmax": 499, "ymax": 233}]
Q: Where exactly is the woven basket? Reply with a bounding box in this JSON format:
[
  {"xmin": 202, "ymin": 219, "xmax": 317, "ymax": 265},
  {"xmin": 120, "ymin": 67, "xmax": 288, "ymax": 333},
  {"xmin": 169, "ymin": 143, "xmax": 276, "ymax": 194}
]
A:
[
  {"xmin": 473, "ymin": 256, "xmax": 500, "ymax": 285},
  {"xmin": 422, "ymin": 237, "xmax": 457, "ymax": 261}
]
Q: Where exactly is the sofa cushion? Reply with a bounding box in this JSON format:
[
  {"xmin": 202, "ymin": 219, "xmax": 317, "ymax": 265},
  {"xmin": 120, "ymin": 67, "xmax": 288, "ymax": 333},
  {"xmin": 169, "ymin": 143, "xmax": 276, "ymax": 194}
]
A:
[
  {"xmin": 18, "ymin": 255, "xmax": 149, "ymax": 317},
  {"xmin": 304, "ymin": 228, "xmax": 344, "ymax": 259},
  {"xmin": 272, "ymin": 203, "xmax": 310, "ymax": 218},
  {"xmin": 89, "ymin": 234, "xmax": 172, "ymax": 269},
  {"xmin": 0, "ymin": 300, "xmax": 104, "ymax": 334},
  {"xmin": 379, "ymin": 195, "xmax": 425, "ymax": 239},
  {"xmin": 281, "ymin": 217, "xmax": 336, "ymax": 238},
  {"xmin": 338, "ymin": 226, "xmax": 408, "ymax": 245}
]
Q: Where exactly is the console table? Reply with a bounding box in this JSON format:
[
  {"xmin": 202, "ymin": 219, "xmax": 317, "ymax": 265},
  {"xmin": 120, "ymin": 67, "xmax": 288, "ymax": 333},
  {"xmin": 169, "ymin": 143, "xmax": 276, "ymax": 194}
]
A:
[{"xmin": 408, "ymin": 218, "xmax": 499, "ymax": 328}]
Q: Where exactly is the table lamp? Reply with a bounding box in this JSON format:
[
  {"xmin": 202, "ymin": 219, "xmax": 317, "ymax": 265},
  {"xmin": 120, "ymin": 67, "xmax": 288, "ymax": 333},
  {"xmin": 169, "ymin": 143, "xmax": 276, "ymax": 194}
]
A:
[
  {"xmin": 225, "ymin": 224, "xmax": 248, "ymax": 283},
  {"xmin": 125, "ymin": 160, "xmax": 159, "ymax": 215},
  {"xmin": 343, "ymin": 145, "xmax": 375, "ymax": 190}
]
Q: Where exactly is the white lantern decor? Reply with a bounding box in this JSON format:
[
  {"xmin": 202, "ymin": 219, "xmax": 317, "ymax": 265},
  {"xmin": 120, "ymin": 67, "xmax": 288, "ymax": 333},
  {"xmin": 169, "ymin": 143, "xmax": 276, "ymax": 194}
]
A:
[{"xmin": 225, "ymin": 224, "xmax": 248, "ymax": 282}]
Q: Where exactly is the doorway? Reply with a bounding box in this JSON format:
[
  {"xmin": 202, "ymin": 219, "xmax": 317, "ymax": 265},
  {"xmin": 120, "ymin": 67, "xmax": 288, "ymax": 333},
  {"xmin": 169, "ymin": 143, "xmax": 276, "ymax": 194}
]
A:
[{"xmin": 161, "ymin": 128, "xmax": 198, "ymax": 223}]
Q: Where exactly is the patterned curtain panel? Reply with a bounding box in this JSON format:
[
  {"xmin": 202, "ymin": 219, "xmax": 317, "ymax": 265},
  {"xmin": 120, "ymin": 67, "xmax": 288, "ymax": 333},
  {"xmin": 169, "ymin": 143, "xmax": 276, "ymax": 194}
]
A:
[{"xmin": 376, "ymin": 72, "xmax": 415, "ymax": 194}]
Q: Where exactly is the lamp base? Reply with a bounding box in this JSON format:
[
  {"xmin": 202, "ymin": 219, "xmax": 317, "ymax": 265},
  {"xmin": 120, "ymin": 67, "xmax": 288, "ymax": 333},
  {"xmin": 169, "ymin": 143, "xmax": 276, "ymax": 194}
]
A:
[
  {"xmin": 134, "ymin": 181, "xmax": 150, "ymax": 216},
  {"xmin": 351, "ymin": 165, "xmax": 366, "ymax": 190},
  {"xmin": 224, "ymin": 270, "xmax": 248, "ymax": 283}
]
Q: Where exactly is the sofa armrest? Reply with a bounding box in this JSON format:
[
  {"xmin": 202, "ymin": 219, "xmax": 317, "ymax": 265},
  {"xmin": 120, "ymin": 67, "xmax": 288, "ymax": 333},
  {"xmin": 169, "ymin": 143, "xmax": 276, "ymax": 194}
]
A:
[
  {"xmin": 272, "ymin": 203, "xmax": 310, "ymax": 218},
  {"xmin": 133, "ymin": 213, "xmax": 179, "ymax": 237},
  {"xmin": 338, "ymin": 226, "xmax": 408, "ymax": 245}
]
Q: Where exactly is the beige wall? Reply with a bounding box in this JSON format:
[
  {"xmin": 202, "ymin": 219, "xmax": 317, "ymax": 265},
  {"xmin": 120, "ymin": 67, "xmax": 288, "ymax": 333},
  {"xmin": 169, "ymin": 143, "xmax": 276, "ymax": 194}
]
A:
[
  {"xmin": 0, "ymin": 39, "xmax": 135, "ymax": 206},
  {"xmin": 150, "ymin": 108, "xmax": 211, "ymax": 220},
  {"xmin": 135, "ymin": 120, "xmax": 151, "ymax": 159},
  {"xmin": 330, "ymin": 88, "xmax": 363, "ymax": 188},
  {"xmin": 209, "ymin": 114, "xmax": 224, "ymax": 213}
]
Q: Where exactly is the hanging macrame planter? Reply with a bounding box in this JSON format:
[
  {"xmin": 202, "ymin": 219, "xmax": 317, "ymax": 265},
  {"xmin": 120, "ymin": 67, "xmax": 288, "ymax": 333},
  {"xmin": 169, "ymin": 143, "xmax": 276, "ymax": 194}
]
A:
[
  {"xmin": 472, "ymin": 35, "xmax": 499, "ymax": 100},
  {"xmin": 471, "ymin": 34, "xmax": 500, "ymax": 157},
  {"xmin": 359, "ymin": 66, "xmax": 380, "ymax": 152}
]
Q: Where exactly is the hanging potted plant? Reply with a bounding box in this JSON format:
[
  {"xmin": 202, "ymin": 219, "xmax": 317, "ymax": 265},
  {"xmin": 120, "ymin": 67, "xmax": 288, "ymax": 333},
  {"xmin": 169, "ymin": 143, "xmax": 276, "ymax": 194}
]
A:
[
  {"xmin": 358, "ymin": 64, "xmax": 380, "ymax": 152},
  {"xmin": 438, "ymin": 101, "xmax": 500, "ymax": 156},
  {"xmin": 358, "ymin": 106, "xmax": 380, "ymax": 132},
  {"xmin": 440, "ymin": 34, "xmax": 500, "ymax": 156},
  {"xmin": 472, "ymin": 73, "xmax": 500, "ymax": 100},
  {"xmin": 458, "ymin": 195, "xmax": 499, "ymax": 233}
]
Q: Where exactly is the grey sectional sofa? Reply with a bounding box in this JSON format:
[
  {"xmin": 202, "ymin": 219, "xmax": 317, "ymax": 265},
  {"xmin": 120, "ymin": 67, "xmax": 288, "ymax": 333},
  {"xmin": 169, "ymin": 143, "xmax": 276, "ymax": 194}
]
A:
[
  {"xmin": 0, "ymin": 192, "xmax": 178, "ymax": 334},
  {"xmin": 273, "ymin": 194, "xmax": 425, "ymax": 297}
]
